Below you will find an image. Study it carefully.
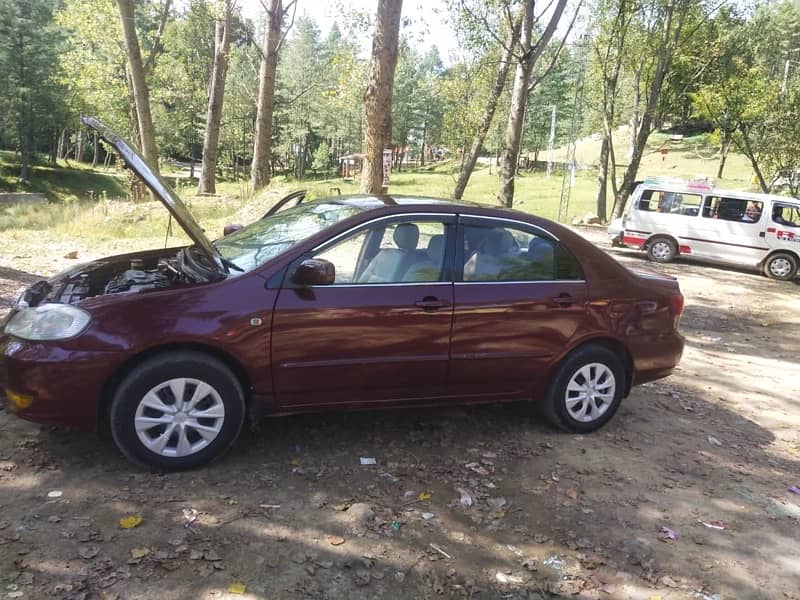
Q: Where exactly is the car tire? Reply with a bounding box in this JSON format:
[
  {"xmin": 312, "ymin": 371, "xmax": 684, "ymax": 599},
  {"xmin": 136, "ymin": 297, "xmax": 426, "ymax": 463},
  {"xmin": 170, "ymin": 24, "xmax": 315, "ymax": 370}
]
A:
[
  {"xmin": 540, "ymin": 344, "xmax": 625, "ymax": 434},
  {"xmin": 646, "ymin": 236, "xmax": 677, "ymax": 263},
  {"xmin": 763, "ymin": 252, "xmax": 798, "ymax": 280},
  {"xmin": 109, "ymin": 351, "xmax": 245, "ymax": 471}
]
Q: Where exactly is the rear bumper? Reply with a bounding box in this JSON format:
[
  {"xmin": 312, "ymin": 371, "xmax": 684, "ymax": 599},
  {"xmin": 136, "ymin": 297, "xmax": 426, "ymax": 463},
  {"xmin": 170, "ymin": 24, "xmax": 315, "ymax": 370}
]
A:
[
  {"xmin": 0, "ymin": 336, "xmax": 122, "ymax": 429},
  {"xmin": 629, "ymin": 331, "xmax": 684, "ymax": 386}
]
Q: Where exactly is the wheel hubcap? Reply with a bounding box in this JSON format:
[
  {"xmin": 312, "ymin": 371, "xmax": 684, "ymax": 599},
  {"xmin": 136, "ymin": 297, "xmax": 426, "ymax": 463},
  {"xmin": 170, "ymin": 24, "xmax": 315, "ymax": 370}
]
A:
[
  {"xmin": 769, "ymin": 258, "xmax": 791, "ymax": 278},
  {"xmin": 134, "ymin": 378, "xmax": 225, "ymax": 458},
  {"xmin": 565, "ymin": 363, "xmax": 616, "ymax": 423},
  {"xmin": 651, "ymin": 241, "xmax": 672, "ymax": 260}
]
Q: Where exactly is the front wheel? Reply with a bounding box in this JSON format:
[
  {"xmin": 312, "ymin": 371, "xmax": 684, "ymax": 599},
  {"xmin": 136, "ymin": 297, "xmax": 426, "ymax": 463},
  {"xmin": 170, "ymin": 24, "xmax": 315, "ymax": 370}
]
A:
[
  {"xmin": 647, "ymin": 237, "xmax": 677, "ymax": 263},
  {"xmin": 109, "ymin": 351, "xmax": 245, "ymax": 471},
  {"xmin": 540, "ymin": 345, "xmax": 626, "ymax": 433},
  {"xmin": 763, "ymin": 252, "xmax": 798, "ymax": 280}
]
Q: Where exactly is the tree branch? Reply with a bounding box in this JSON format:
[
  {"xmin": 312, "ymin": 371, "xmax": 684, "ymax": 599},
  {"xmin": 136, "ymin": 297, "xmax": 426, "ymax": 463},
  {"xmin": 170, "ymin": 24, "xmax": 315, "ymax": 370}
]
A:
[
  {"xmin": 275, "ymin": 0, "xmax": 297, "ymax": 53},
  {"xmin": 459, "ymin": 0, "xmax": 521, "ymax": 59},
  {"xmin": 528, "ymin": 0, "xmax": 582, "ymax": 92},
  {"xmin": 143, "ymin": 0, "xmax": 172, "ymax": 76}
]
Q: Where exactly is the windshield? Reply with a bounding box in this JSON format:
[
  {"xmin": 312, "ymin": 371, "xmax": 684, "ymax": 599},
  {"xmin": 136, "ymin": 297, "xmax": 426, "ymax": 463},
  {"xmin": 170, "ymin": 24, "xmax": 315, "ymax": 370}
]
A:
[{"xmin": 214, "ymin": 201, "xmax": 363, "ymax": 272}]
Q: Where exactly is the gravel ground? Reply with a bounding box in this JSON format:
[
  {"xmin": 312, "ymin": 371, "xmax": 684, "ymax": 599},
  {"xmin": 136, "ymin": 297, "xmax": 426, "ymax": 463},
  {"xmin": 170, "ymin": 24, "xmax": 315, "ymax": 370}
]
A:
[{"xmin": 0, "ymin": 226, "xmax": 798, "ymax": 600}]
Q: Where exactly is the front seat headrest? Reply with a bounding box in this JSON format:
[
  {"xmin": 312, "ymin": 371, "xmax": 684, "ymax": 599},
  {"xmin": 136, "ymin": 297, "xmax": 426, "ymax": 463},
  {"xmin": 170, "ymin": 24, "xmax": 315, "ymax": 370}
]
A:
[{"xmin": 393, "ymin": 223, "xmax": 420, "ymax": 250}]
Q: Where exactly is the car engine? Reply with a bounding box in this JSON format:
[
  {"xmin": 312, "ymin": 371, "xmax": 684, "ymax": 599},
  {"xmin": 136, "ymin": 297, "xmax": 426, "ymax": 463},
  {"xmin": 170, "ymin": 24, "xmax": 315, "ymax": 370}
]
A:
[{"xmin": 19, "ymin": 253, "xmax": 190, "ymax": 307}]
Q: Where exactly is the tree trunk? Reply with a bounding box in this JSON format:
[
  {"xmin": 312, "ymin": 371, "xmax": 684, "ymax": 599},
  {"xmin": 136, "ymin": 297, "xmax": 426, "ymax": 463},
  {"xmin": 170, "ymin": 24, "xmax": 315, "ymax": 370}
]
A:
[
  {"xmin": 453, "ymin": 16, "xmax": 519, "ymax": 200},
  {"xmin": 92, "ymin": 131, "xmax": 99, "ymax": 168},
  {"xmin": 57, "ymin": 129, "xmax": 67, "ymax": 161},
  {"xmin": 251, "ymin": 0, "xmax": 283, "ymax": 192},
  {"xmin": 75, "ymin": 128, "xmax": 84, "ymax": 162},
  {"xmin": 498, "ymin": 0, "xmax": 567, "ymax": 207},
  {"xmin": 117, "ymin": 0, "xmax": 159, "ymax": 172},
  {"xmin": 612, "ymin": 2, "xmax": 679, "ymax": 218},
  {"xmin": 198, "ymin": 0, "xmax": 232, "ymax": 194},
  {"xmin": 736, "ymin": 126, "xmax": 769, "ymax": 192},
  {"xmin": 19, "ymin": 120, "xmax": 32, "ymax": 182},
  {"xmin": 420, "ymin": 117, "xmax": 428, "ymax": 167},
  {"xmin": 628, "ymin": 63, "xmax": 642, "ymax": 159},
  {"xmin": 361, "ymin": 0, "xmax": 404, "ymax": 194},
  {"xmin": 717, "ymin": 132, "xmax": 731, "ymax": 179},
  {"xmin": 596, "ymin": 137, "xmax": 609, "ymax": 222}
]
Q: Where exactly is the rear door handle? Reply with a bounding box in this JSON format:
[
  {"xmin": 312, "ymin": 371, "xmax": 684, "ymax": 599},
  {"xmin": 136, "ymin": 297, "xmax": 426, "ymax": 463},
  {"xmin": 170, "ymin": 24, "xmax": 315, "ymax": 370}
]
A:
[
  {"xmin": 414, "ymin": 297, "xmax": 448, "ymax": 310},
  {"xmin": 552, "ymin": 294, "xmax": 576, "ymax": 306}
]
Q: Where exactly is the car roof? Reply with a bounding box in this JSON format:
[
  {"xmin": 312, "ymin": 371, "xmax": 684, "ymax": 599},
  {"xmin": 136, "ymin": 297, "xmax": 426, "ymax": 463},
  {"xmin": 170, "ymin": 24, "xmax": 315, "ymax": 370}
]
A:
[
  {"xmin": 318, "ymin": 193, "xmax": 568, "ymax": 234},
  {"xmin": 637, "ymin": 183, "xmax": 797, "ymax": 205},
  {"xmin": 333, "ymin": 194, "xmax": 480, "ymax": 210}
]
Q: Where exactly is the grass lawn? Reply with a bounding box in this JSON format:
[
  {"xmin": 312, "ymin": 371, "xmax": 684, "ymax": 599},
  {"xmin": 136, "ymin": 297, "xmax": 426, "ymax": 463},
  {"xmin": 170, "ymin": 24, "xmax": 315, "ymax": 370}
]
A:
[
  {"xmin": 0, "ymin": 150, "xmax": 126, "ymax": 201},
  {"xmin": 0, "ymin": 130, "xmax": 771, "ymax": 249}
]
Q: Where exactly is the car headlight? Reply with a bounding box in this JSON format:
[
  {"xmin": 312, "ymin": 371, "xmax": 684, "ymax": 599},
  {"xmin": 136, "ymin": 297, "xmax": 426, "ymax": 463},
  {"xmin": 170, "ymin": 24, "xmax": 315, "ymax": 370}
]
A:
[{"xmin": 4, "ymin": 304, "xmax": 91, "ymax": 341}]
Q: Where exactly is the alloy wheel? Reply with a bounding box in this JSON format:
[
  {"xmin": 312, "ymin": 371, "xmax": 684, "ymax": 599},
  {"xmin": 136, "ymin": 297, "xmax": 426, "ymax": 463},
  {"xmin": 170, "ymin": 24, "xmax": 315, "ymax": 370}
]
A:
[
  {"xmin": 134, "ymin": 378, "xmax": 226, "ymax": 458},
  {"xmin": 564, "ymin": 363, "xmax": 616, "ymax": 423}
]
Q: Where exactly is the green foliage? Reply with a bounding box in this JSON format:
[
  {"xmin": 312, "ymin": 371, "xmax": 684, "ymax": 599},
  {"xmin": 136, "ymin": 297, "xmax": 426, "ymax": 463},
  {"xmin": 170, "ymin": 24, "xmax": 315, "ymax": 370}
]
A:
[
  {"xmin": 0, "ymin": 0, "xmax": 68, "ymax": 170},
  {"xmin": 312, "ymin": 141, "xmax": 332, "ymax": 172}
]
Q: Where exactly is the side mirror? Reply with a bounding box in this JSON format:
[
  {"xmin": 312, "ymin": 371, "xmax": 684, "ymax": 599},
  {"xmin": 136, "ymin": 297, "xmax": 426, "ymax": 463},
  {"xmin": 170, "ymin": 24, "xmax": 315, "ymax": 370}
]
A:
[
  {"xmin": 223, "ymin": 224, "xmax": 244, "ymax": 236},
  {"xmin": 292, "ymin": 258, "xmax": 335, "ymax": 286}
]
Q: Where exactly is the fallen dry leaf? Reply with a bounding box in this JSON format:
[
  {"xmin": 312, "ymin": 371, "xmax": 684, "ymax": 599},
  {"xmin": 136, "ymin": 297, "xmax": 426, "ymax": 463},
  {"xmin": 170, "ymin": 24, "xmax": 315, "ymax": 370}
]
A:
[
  {"xmin": 119, "ymin": 515, "xmax": 143, "ymax": 529},
  {"xmin": 327, "ymin": 535, "xmax": 346, "ymax": 546}
]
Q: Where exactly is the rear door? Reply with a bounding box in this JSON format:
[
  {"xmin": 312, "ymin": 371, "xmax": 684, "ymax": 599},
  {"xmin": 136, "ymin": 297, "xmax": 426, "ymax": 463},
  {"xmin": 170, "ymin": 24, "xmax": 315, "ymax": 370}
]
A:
[
  {"xmin": 271, "ymin": 214, "xmax": 457, "ymax": 408},
  {"xmin": 689, "ymin": 195, "xmax": 769, "ymax": 265},
  {"xmin": 765, "ymin": 201, "xmax": 800, "ymax": 250},
  {"xmin": 448, "ymin": 216, "xmax": 587, "ymax": 398}
]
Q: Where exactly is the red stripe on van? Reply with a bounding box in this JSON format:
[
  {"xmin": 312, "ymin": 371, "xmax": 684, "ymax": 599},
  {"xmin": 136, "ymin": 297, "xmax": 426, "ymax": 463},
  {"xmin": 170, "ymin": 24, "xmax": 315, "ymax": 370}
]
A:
[
  {"xmin": 623, "ymin": 235, "xmax": 647, "ymax": 248},
  {"xmin": 767, "ymin": 227, "xmax": 776, "ymax": 233}
]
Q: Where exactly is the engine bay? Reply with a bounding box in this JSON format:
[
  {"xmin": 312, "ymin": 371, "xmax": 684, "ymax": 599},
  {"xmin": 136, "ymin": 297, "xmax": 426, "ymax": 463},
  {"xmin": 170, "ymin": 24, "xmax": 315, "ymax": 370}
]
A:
[{"xmin": 19, "ymin": 250, "xmax": 208, "ymax": 307}]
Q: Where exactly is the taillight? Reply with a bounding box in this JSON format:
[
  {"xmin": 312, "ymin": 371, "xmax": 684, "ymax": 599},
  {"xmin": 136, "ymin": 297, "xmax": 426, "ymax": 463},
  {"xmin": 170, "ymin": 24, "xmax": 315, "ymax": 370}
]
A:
[{"xmin": 669, "ymin": 292, "xmax": 684, "ymax": 315}]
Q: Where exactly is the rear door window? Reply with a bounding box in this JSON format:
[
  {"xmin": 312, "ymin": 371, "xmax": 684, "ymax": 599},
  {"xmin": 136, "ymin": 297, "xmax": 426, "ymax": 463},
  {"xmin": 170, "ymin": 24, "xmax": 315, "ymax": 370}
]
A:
[
  {"xmin": 703, "ymin": 197, "xmax": 764, "ymax": 223},
  {"xmin": 459, "ymin": 223, "xmax": 583, "ymax": 282}
]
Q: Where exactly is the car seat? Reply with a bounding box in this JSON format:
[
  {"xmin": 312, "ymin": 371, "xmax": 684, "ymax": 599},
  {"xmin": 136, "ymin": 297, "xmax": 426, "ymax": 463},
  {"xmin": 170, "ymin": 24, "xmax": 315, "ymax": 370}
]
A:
[{"xmin": 357, "ymin": 223, "xmax": 421, "ymax": 283}]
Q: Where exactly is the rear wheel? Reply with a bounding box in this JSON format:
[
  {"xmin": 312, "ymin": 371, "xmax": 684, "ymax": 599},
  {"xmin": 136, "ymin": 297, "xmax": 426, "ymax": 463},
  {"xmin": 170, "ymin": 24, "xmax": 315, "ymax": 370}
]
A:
[
  {"xmin": 110, "ymin": 351, "xmax": 245, "ymax": 471},
  {"xmin": 647, "ymin": 236, "xmax": 677, "ymax": 263},
  {"xmin": 541, "ymin": 345, "xmax": 625, "ymax": 433},
  {"xmin": 763, "ymin": 252, "xmax": 798, "ymax": 280}
]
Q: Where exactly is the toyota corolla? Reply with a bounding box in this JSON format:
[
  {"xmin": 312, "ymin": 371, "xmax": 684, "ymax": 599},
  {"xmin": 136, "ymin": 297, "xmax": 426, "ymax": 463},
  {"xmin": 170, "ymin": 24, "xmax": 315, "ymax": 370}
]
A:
[{"xmin": 0, "ymin": 117, "xmax": 685, "ymax": 470}]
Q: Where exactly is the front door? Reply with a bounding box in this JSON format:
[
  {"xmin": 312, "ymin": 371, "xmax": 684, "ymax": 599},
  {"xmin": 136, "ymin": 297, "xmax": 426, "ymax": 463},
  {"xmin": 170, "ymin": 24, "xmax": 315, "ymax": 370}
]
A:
[
  {"xmin": 271, "ymin": 215, "xmax": 456, "ymax": 408},
  {"xmin": 448, "ymin": 218, "xmax": 588, "ymax": 398}
]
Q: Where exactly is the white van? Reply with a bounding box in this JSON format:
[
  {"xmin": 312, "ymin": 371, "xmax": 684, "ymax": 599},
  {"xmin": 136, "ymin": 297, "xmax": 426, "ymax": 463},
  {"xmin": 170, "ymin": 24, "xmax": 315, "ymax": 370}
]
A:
[{"xmin": 611, "ymin": 177, "xmax": 800, "ymax": 280}]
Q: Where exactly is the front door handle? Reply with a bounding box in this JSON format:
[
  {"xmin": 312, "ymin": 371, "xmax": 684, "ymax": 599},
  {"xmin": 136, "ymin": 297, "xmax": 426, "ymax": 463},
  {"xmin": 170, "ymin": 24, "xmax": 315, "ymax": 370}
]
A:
[
  {"xmin": 414, "ymin": 296, "xmax": 448, "ymax": 310},
  {"xmin": 552, "ymin": 294, "xmax": 576, "ymax": 306}
]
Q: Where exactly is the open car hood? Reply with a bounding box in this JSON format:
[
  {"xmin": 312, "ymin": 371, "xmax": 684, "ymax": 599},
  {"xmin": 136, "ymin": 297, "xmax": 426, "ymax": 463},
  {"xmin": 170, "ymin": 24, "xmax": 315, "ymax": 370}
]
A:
[{"xmin": 81, "ymin": 116, "xmax": 225, "ymax": 277}]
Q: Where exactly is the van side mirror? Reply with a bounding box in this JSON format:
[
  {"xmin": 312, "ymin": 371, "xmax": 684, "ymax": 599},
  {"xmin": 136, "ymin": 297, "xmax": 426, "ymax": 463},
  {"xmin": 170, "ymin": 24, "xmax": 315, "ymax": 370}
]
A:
[{"xmin": 292, "ymin": 258, "xmax": 335, "ymax": 286}]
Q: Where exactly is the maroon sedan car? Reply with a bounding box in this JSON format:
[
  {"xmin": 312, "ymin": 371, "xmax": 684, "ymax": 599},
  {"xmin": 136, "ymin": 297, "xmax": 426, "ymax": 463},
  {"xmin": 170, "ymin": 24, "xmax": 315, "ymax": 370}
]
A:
[{"xmin": 0, "ymin": 118, "xmax": 684, "ymax": 470}]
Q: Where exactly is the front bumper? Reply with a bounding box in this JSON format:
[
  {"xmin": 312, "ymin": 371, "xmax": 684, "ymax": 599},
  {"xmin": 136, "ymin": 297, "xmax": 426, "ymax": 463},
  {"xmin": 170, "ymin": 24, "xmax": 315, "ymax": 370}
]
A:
[{"xmin": 0, "ymin": 336, "xmax": 122, "ymax": 429}]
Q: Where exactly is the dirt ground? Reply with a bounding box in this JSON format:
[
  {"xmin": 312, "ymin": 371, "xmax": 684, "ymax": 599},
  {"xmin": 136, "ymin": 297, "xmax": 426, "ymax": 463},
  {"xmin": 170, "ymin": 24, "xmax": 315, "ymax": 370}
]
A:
[{"xmin": 0, "ymin": 227, "xmax": 798, "ymax": 600}]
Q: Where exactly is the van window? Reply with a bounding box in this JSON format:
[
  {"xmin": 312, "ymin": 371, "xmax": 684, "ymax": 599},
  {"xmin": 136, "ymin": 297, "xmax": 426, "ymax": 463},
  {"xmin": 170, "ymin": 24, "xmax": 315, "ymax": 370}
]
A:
[
  {"xmin": 638, "ymin": 190, "xmax": 701, "ymax": 215},
  {"xmin": 637, "ymin": 189, "xmax": 657, "ymax": 211},
  {"xmin": 772, "ymin": 203, "xmax": 799, "ymax": 228},
  {"xmin": 703, "ymin": 197, "xmax": 764, "ymax": 223}
]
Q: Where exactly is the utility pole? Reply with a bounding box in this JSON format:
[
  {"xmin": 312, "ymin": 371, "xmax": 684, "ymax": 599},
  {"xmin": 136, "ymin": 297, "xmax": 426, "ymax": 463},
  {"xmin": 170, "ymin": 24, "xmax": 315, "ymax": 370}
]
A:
[{"xmin": 546, "ymin": 105, "xmax": 557, "ymax": 177}]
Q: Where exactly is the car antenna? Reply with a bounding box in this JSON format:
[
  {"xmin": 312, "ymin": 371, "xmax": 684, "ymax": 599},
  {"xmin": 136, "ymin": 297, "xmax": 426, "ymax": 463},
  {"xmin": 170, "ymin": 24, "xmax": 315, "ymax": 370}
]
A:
[{"xmin": 164, "ymin": 214, "xmax": 173, "ymax": 248}]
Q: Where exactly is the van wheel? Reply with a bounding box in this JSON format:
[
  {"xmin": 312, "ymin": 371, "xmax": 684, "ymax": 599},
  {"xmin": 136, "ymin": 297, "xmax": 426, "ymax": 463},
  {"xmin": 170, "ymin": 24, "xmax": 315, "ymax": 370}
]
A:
[
  {"xmin": 647, "ymin": 237, "xmax": 677, "ymax": 263},
  {"xmin": 764, "ymin": 252, "xmax": 798, "ymax": 280}
]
